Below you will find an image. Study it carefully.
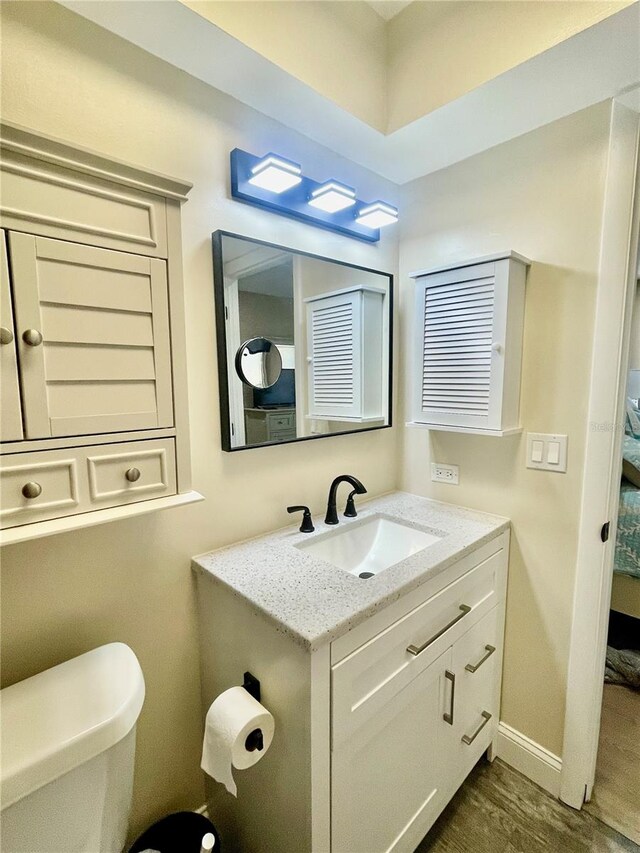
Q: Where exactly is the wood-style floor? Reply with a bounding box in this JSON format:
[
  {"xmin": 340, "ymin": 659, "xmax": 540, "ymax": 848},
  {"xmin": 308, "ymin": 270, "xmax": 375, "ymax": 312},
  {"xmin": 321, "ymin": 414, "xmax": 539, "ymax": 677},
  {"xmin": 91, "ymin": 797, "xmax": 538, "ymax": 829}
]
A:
[
  {"xmin": 415, "ymin": 758, "xmax": 639, "ymax": 853},
  {"xmin": 584, "ymin": 684, "xmax": 640, "ymax": 845}
]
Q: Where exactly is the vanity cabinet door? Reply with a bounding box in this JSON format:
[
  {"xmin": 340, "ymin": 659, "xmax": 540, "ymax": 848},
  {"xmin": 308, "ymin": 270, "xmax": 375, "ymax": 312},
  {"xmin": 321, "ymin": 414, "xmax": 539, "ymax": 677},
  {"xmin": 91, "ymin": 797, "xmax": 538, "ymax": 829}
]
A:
[
  {"xmin": 0, "ymin": 231, "xmax": 23, "ymax": 442},
  {"xmin": 450, "ymin": 606, "xmax": 501, "ymax": 779},
  {"xmin": 9, "ymin": 232, "xmax": 173, "ymax": 439},
  {"xmin": 331, "ymin": 647, "xmax": 452, "ymax": 853}
]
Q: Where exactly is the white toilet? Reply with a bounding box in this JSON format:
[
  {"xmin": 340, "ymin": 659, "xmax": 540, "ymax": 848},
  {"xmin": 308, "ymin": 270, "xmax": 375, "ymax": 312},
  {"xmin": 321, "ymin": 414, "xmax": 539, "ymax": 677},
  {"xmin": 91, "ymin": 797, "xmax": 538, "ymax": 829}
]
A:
[{"xmin": 0, "ymin": 643, "xmax": 145, "ymax": 853}]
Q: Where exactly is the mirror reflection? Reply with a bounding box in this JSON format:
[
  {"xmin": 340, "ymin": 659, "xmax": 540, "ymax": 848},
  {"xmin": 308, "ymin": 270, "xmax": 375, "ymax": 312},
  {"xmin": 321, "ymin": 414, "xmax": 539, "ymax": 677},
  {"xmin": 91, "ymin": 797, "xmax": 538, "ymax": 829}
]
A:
[
  {"xmin": 235, "ymin": 337, "xmax": 283, "ymax": 389},
  {"xmin": 213, "ymin": 232, "xmax": 392, "ymax": 450}
]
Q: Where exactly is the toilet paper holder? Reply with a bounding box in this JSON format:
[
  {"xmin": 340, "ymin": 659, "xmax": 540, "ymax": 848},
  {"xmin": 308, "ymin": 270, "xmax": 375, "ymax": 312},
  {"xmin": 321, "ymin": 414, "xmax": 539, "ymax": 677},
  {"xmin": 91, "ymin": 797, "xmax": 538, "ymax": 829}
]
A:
[{"xmin": 242, "ymin": 672, "xmax": 264, "ymax": 752}]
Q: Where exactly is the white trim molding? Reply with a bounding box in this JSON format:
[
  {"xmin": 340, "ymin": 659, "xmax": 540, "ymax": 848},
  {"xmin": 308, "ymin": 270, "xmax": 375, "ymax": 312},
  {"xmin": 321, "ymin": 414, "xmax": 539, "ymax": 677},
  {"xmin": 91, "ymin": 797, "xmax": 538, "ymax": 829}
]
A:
[
  {"xmin": 495, "ymin": 723, "xmax": 562, "ymax": 798},
  {"xmin": 560, "ymin": 96, "xmax": 640, "ymax": 809}
]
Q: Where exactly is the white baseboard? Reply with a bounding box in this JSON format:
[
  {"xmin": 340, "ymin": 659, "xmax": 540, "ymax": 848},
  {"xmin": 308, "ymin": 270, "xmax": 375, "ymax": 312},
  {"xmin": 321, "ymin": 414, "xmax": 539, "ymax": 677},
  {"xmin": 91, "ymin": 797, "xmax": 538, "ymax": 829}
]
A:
[{"xmin": 494, "ymin": 721, "xmax": 562, "ymax": 797}]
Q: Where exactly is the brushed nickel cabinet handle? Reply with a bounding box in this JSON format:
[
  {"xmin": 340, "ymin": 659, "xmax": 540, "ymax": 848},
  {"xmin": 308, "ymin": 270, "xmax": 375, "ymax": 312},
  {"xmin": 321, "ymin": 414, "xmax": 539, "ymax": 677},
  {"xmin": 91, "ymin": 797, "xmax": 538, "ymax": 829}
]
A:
[
  {"xmin": 22, "ymin": 329, "xmax": 43, "ymax": 347},
  {"xmin": 462, "ymin": 711, "xmax": 492, "ymax": 745},
  {"xmin": 465, "ymin": 645, "xmax": 496, "ymax": 674},
  {"xmin": 22, "ymin": 482, "xmax": 42, "ymax": 499},
  {"xmin": 125, "ymin": 467, "xmax": 141, "ymax": 483},
  {"xmin": 407, "ymin": 604, "xmax": 471, "ymax": 656},
  {"xmin": 0, "ymin": 326, "xmax": 14, "ymax": 345},
  {"xmin": 443, "ymin": 670, "xmax": 455, "ymax": 725}
]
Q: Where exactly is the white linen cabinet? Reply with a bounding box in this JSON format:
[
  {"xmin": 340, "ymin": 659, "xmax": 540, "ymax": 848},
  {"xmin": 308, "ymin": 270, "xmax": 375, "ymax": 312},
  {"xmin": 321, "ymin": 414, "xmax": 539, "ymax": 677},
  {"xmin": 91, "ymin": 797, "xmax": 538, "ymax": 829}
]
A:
[
  {"xmin": 0, "ymin": 122, "xmax": 201, "ymax": 544},
  {"xmin": 409, "ymin": 252, "xmax": 529, "ymax": 436}
]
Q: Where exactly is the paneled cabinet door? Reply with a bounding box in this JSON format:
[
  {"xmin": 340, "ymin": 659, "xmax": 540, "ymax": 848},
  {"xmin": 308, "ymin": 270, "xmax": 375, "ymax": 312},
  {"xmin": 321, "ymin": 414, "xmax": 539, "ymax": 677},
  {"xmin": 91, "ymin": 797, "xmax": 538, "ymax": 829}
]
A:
[
  {"xmin": 331, "ymin": 648, "xmax": 452, "ymax": 853},
  {"xmin": 9, "ymin": 233, "xmax": 173, "ymax": 439},
  {"xmin": 0, "ymin": 230, "xmax": 23, "ymax": 441}
]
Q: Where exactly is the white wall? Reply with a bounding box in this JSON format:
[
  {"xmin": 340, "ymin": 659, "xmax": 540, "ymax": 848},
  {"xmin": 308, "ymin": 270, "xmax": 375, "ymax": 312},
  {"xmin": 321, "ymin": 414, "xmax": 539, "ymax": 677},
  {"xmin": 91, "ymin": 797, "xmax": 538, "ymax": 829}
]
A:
[
  {"xmin": 183, "ymin": 0, "xmax": 387, "ymax": 131},
  {"xmin": 386, "ymin": 1, "xmax": 631, "ymax": 131},
  {"xmin": 398, "ymin": 102, "xmax": 611, "ymax": 756},
  {"xmin": 0, "ymin": 1, "xmax": 398, "ymax": 839}
]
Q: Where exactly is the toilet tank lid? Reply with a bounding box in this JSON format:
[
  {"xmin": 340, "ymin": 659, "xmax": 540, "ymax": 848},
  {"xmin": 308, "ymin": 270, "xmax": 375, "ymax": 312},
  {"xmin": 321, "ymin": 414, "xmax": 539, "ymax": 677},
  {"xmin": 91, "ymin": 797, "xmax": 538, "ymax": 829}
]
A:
[{"xmin": 0, "ymin": 643, "xmax": 145, "ymax": 811}]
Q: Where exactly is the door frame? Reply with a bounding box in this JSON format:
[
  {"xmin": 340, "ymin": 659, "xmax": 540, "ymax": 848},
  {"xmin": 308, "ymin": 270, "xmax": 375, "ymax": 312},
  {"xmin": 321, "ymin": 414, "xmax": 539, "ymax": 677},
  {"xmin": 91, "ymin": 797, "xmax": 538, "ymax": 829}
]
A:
[{"xmin": 560, "ymin": 95, "xmax": 640, "ymax": 808}]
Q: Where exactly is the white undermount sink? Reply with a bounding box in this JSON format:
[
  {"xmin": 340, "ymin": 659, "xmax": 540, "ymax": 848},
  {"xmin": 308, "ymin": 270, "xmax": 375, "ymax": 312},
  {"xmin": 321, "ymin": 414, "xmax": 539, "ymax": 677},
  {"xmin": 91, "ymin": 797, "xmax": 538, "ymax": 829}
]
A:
[{"xmin": 296, "ymin": 515, "xmax": 441, "ymax": 578}]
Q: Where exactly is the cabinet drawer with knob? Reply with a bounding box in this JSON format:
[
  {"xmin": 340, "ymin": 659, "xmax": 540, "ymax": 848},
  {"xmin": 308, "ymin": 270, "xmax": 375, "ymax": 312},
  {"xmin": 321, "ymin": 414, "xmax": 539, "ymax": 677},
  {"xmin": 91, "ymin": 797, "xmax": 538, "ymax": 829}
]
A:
[
  {"xmin": 0, "ymin": 439, "xmax": 177, "ymax": 529},
  {"xmin": 0, "ymin": 453, "xmax": 80, "ymax": 525},
  {"xmin": 86, "ymin": 439, "xmax": 176, "ymax": 506}
]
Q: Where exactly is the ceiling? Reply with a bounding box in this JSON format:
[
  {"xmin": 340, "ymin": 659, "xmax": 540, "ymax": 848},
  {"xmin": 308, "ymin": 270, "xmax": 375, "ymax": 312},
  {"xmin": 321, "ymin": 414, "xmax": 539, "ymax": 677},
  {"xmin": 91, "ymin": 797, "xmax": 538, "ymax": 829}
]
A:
[
  {"xmin": 58, "ymin": 1, "xmax": 640, "ymax": 185},
  {"xmin": 365, "ymin": 1, "xmax": 413, "ymax": 21}
]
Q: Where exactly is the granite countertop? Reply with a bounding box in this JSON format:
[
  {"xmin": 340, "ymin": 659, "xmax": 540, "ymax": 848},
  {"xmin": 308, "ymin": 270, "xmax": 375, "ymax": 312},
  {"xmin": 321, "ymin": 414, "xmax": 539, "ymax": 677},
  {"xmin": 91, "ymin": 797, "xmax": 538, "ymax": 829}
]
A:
[{"xmin": 192, "ymin": 491, "xmax": 509, "ymax": 651}]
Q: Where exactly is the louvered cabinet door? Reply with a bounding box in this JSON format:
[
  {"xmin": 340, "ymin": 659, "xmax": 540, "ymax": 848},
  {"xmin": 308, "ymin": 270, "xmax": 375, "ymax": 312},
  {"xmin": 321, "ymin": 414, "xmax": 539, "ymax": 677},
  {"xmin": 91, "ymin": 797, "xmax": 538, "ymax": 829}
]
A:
[
  {"xmin": 0, "ymin": 231, "xmax": 23, "ymax": 441},
  {"xmin": 307, "ymin": 291, "xmax": 362, "ymax": 419},
  {"xmin": 9, "ymin": 233, "xmax": 173, "ymax": 439},
  {"xmin": 413, "ymin": 259, "xmax": 522, "ymax": 432}
]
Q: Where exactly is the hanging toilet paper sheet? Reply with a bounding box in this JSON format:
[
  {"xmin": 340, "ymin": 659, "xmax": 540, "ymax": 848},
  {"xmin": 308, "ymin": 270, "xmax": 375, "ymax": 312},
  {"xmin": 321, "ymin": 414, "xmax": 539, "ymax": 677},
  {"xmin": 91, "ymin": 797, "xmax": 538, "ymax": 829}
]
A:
[{"xmin": 201, "ymin": 686, "xmax": 274, "ymax": 796}]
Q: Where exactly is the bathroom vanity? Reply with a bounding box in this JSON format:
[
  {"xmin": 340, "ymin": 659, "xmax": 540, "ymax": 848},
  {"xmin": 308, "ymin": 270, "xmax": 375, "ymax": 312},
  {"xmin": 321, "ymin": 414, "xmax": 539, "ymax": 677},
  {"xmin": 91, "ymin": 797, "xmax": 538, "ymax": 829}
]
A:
[{"xmin": 193, "ymin": 493, "xmax": 509, "ymax": 853}]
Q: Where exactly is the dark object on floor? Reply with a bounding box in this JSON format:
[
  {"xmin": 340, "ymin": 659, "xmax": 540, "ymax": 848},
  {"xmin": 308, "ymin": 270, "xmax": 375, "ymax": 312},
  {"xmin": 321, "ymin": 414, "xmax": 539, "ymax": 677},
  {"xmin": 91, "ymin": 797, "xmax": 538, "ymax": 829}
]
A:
[
  {"xmin": 608, "ymin": 610, "xmax": 640, "ymax": 651},
  {"xmin": 415, "ymin": 758, "xmax": 638, "ymax": 852},
  {"xmin": 605, "ymin": 646, "xmax": 640, "ymax": 688},
  {"xmin": 128, "ymin": 811, "xmax": 220, "ymax": 853}
]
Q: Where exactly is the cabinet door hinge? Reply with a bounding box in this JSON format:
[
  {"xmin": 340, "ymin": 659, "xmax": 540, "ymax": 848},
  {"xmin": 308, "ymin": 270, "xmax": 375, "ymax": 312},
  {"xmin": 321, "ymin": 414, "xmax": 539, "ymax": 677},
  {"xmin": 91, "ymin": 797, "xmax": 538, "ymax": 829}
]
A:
[
  {"xmin": 225, "ymin": 305, "xmax": 229, "ymax": 321},
  {"xmin": 231, "ymin": 422, "xmax": 235, "ymax": 437},
  {"xmin": 600, "ymin": 522, "xmax": 610, "ymax": 543}
]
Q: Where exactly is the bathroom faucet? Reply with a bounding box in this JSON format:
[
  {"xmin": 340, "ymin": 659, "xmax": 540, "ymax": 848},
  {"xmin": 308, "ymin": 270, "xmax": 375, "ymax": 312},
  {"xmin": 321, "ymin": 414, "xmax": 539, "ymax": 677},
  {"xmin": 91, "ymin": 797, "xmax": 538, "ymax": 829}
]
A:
[{"xmin": 324, "ymin": 475, "xmax": 367, "ymax": 525}]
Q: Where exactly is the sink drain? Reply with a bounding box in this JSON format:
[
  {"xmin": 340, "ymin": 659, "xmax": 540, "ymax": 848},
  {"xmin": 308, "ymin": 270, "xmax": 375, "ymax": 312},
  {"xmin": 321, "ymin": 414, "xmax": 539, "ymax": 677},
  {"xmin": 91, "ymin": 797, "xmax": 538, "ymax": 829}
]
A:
[{"xmin": 358, "ymin": 571, "xmax": 375, "ymax": 579}]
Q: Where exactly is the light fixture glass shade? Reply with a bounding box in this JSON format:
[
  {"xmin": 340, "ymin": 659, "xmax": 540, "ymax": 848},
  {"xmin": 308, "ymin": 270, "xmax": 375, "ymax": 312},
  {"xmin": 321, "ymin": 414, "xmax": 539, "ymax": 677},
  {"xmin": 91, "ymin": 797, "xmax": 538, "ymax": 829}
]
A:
[
  {"xmin": 308, "ymin": 181, "xmax": 356, "ymax": 213},
  {"xmin": 356, "ymin": 201, "xmax": 398, "ymax": 228},
  {"xmin": 248, "ymin": 154, "xmax": 302, "ymax": 193}
]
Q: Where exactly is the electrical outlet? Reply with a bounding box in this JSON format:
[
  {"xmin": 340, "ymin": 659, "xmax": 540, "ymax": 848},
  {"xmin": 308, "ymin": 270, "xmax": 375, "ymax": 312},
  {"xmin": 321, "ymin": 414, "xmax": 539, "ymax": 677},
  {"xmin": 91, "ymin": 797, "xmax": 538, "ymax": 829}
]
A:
[{"xmin": 431, "ymin": 463, "xmax": 459, "ymax": 485}]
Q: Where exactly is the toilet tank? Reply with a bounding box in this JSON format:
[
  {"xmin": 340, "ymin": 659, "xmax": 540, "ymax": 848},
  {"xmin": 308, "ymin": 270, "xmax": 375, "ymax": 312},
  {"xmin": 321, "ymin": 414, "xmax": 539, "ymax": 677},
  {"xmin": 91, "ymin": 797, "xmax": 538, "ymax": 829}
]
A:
[{"xmin": 1, "ymin": 643, "xmax": 145, "ymax": 853}]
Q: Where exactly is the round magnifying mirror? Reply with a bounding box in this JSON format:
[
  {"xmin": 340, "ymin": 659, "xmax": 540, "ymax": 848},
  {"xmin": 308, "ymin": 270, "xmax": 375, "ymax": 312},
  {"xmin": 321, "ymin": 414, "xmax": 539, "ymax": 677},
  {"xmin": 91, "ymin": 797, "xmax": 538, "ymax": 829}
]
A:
[{"xmin": 235, "ymin": 337, "xmax": 283, "ymax": 389}]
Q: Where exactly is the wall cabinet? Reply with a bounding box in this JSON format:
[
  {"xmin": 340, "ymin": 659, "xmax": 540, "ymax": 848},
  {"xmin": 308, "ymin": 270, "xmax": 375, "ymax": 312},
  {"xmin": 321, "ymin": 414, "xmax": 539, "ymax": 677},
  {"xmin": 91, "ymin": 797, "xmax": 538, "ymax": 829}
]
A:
[
  {"xmin": 0, "ymin": 122, "xmax": 201, "ymax": 544},
  {"xmin": 196, "ymin": 530, "xmax": 508, "ymax": 853},
  {"xmin": 305, "ymin": 285, "xmax": 386, "ymax": 423},
  {"xmin": 409, "ymin": 252, "xmax": 529, "ymax": 436}
]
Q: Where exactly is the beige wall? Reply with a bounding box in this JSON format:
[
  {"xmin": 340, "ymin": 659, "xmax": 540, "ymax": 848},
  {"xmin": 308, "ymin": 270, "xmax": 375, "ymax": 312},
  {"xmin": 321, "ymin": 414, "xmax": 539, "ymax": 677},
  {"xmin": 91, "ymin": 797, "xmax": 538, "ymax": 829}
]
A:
[
  {"xmin": 387, "ymin": 1, "xmax": 630, "ymax": 131},
  {"xmin": 183, "ymin": 0, "xmax": 388, "ymax": 131},
  {"xmin": 0, "ymin": 1, "xmax": 398, "ymax": 839},
  {"xmin": 398, "ymin": 102, "xmax": 611, "ymax": 756}
]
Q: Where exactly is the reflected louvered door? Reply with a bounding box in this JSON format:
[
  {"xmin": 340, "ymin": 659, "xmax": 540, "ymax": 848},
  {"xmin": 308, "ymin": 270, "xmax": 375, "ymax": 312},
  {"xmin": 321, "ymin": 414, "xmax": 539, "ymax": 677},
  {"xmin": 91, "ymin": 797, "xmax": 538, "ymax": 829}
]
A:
[
  {"xmin": 307, "ymin": 291, "xmax": 362, "ymax": 419},
  {"xmin": 9, "ymin": 232, "xmax": 173, "ymax": 439},
  {"xmin": 415, "ymin": 262, "xmax": 503, "ymax": 430}
]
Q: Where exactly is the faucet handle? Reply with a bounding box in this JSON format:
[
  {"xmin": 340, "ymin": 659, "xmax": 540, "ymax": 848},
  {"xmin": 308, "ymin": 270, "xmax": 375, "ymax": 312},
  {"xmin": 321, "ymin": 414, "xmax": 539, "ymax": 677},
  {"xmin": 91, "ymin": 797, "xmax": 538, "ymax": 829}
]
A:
[
  {"xmin": 287, "ymin": 505, "xmax": 315, "ymax": 533},
  {"xmin": 344, "ymin": 489, "xmax": 359, "ymax": 518}
]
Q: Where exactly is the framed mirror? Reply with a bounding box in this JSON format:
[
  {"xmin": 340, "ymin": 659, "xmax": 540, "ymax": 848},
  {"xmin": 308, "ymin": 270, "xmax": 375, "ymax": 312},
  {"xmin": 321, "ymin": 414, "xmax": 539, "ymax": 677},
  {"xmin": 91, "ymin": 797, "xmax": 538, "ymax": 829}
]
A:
[{"xmin": 212, "ymin": 231, "xmax": 393, "ymax": 451}]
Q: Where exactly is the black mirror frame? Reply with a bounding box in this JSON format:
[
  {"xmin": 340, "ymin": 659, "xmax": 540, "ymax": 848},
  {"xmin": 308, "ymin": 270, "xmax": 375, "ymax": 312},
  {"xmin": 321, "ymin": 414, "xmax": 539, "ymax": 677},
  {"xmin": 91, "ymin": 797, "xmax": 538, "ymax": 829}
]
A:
[{"xmin": 212, "ymin": 230, "xmax": 394, "ymax": 452}]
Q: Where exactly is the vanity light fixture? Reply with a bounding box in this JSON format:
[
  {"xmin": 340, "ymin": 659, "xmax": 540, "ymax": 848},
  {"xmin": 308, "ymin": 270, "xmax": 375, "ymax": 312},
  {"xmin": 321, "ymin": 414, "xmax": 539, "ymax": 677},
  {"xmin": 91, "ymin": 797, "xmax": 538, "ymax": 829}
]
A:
[
  {"xmin": 355, "ymin": 201, "xmax": 399, "ymax": 229},
  {"xmin": 308, "ymin": 181, "xmax": 356, "ymax": 213},
  {"xmin": 248, "ymin": 154, "xmax": 302, "ymax": 193},
  {"xmin": 230, "ymin": 148, "xmax": 398, "ymax": 242}
]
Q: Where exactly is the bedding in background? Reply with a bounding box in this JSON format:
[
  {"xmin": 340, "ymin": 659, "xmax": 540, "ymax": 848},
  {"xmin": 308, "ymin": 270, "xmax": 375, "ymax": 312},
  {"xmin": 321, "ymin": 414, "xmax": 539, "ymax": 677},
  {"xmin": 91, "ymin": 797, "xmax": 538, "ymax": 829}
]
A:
[
  {"xmin": 614, "ymin": 479, "xmax": 640, "ymax": 579},
  {"xmin": 622, "ymin": 434, "xmax": 640, "ymax": 488}
]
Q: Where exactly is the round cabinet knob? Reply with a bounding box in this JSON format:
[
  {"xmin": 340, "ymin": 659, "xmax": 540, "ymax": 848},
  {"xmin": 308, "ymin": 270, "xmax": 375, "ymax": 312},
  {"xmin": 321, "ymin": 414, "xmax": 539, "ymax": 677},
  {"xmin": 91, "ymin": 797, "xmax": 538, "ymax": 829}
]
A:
[
  {"xmin": 22, "ymin": 329, "xmax": 43, "ymax": 347},
  {"xmin": 125, "ymin": 467, "xmax": 141, "ymax": 483},
  {"xmin": 22, "ymin": 481, "xmax": 42, "ymax": 499},
  {"xmin": 0, "ymin": 326, "xmax": 14, "ymax": 345}
]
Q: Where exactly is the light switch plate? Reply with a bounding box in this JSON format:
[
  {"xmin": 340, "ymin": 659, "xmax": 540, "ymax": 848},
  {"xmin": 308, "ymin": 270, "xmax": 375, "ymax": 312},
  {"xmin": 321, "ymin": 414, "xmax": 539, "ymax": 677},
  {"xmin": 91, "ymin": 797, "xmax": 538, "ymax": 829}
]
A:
[
  {"xmin": 526, "ymin": 433, "xmax": 568, "ymax": 472},
  {"xmin": 431, "ymin": 463, "xmax": 459, "ymax": 484}
]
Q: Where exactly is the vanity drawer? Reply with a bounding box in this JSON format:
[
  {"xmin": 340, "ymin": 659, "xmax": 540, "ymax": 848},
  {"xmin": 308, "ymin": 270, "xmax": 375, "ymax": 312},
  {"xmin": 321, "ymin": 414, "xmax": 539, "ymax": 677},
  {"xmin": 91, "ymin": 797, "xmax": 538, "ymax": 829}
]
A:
[
  {"xmin": 86, "ymin": 439, "xmax": 176, "ymax": 506},
  {"xmin": 332, "ymin": 548, "xmax": 504, "ymax": 744},
  {"xmin": 0, "ymin": 450, "xmax": 80, "ymax": 526},
  {"xmin": 267, "ymin": 412, "xmax": 294, "ymax": 430}
]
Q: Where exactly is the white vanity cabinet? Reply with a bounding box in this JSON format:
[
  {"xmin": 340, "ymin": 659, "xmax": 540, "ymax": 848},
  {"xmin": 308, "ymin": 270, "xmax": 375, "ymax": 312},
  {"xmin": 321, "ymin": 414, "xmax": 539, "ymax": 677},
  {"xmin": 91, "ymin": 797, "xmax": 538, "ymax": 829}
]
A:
[
  {"xmin": 0, "ymin": 122, "xmax": 200, "ymax": 543},
  {"xmin": 195, "ymin": 528, "xmax": 508, "ymax": 853}
]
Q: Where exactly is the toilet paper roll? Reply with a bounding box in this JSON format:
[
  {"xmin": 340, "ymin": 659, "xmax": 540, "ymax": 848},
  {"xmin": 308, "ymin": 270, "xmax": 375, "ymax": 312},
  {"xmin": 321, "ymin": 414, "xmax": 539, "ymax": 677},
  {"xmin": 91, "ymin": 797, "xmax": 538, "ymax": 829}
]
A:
[{"xmin": 201, "ymin": 686, "xmax": 274, "ymax": 797}]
